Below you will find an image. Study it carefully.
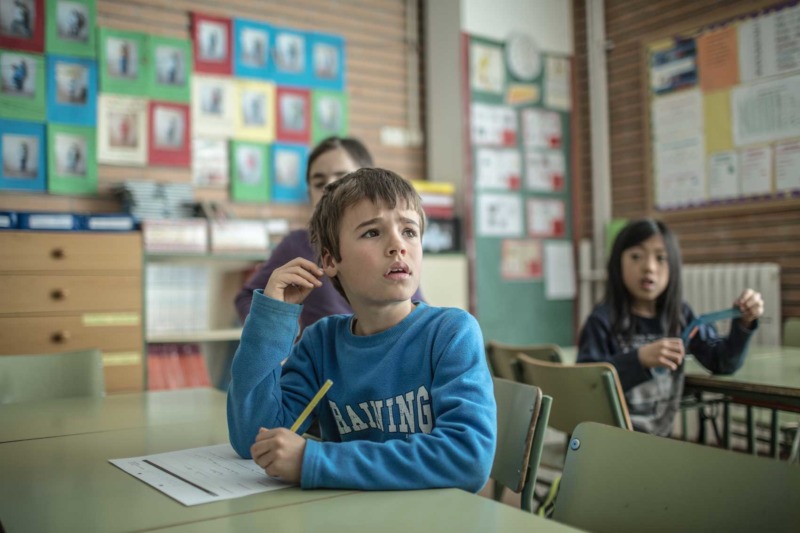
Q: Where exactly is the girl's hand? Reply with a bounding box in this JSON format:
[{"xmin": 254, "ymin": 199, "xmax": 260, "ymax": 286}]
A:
[
  {"xmin": 638, "ymin": 338, "xmax": 685, "ymax": 371},
  {"xmin": 735, "ymin": 288, "xmax": 764, "ymax": 329},
  {"xmin": 264, "ymin": 257, "xmax": 323, "ymax": 305},
  {"xmin": 251, "ymin": 427, "xmax": 306, "ymax": 483}
]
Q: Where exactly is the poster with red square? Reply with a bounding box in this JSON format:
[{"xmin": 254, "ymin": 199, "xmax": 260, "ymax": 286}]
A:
[
  {"xmin": 275, "ymin": 86, "xmax": 310, "ymax": 144},
  {"xmin": 526, "ymin": 198, "xmax": 565, "ymax": 238},
  {"xmin": 191, "ymin": 12, "xmax": 232, "ymax": 75},
  {"xmin": 148, "ymin": 101, "xmax": 191, "ymax": 167},
  {"xmin": 0, "ymin": 0, "xmax": 44, "ymax": 52}
]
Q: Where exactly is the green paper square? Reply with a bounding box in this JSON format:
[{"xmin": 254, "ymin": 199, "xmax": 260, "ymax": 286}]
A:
[
  {"xmin": 98, "ymin": 28, "xmax": 149, "ymax": 95},
  {"xmin": 311, "ymin": 90, "xmax": 348, "ymax": 144},
  {"xmin": 46, "ymin": 0, "xmax": 97, "ymax": 58},
  {"xmin": 47, "ymin": 123, "xmax": 97, "ymax": 195},
  {"xmin": 230, "ymin": 140, "xmax": 270, "ymax": 202},
  {"xmin": 0, "ymin": 50, "xmax": 46, "ymax": 121},
  {"xmin": 147, "ymin": 36, "xmax": 192, "ymax": 102}
]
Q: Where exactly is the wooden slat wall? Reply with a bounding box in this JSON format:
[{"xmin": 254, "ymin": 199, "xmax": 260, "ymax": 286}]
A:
[
  {"xmin": 572, "ymin": 0, "xmax": 800, "ymax": 319},
  {"xmin": 0, "ymin": 0, "xmax": 425, "ymax": 227}
]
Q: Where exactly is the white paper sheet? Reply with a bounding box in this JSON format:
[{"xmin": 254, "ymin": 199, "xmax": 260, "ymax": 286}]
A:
[
  {"xmin": 525, "ymin": 149, "xmax": 565, "ymax": 192},
  {"xmin": 775, "ymin": 139, "xmax": 800, "ymax": 192},
  {"xmin": 544, "ymin": 240, "xmax": 575, "ymax": 300},
  {"xmin": 475, "ymin": 148, "xmax": 522, "ymax": 190},
  {"xmin": 740, "ymin": 146, "xmax": 773, "ymax": 196},
  {"xmin": 110, "ymin": 443, "xmax": 292, "ymax": 506},
  {"xmin": 732, "ymin": 75, "xmax": 800, "ymax": 147},
  {"xmin": 476, "ymin": 193, "xmax": 523, "ymax": 237},
  {"xmin": 708, "ymin": 151, "xmax": 739, "ymax": 200},
  {"xmin": 544, "ymin": 56, "xmax": 571, "ymax": 110}
]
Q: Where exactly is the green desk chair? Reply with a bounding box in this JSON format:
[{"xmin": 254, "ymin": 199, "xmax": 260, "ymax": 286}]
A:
[
  {"xmin": 485, "ymin": 341, "xmax": 563, "ymax": 383},
  {"xmin": 784, "ymin": 318, "xmax": 800, "ymax": 347},
  {"xmin": 0, "ymin": 349, "xmax": 105, "ymax": 404},
  {"xmin": 554, "ymin": 422, "xmax": 800, "ymax": 532},
  {"xmin": 490, "ymin": 377, "xmax": 552, "ymax": 513}
]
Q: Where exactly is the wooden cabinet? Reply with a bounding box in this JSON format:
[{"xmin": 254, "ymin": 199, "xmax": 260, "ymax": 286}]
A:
[{"xmin": 0, "ymin": 231, "xmax": 144, "ymax": 393}]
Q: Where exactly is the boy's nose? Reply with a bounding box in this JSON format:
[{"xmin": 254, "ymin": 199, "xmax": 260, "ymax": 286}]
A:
[{"xmin": 387, "ymin": 234, "xmax": 407, "ymax": 256}]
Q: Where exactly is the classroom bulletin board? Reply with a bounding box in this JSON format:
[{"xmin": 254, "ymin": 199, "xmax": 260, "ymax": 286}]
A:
[
  {"xmin": 464, "ymin": 33, "xmax": 575, "ymax": 346},
  {"xmin": 645, "ymin": 1, "xmax": 800, "ymax": 212}
]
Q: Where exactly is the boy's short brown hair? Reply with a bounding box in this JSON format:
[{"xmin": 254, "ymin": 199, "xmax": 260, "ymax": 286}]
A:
[{"xmin": 308, "ymin": 167, "xmax": 426, "ymax": 300}]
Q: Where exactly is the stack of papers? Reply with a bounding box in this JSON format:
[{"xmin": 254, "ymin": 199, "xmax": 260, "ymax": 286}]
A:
[{"xmin": 113, "ymin": 181, "xmax": 195, "ymax": 220}]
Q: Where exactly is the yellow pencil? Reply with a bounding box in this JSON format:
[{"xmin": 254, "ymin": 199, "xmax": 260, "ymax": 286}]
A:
[{"xmin": 289, "ymin": 379, "xmax": 333, "ymax": 433}]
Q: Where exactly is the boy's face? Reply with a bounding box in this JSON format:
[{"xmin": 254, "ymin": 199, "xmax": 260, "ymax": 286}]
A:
[{"xmin": 322, "ymin": 198, "xmax": 422, "ymax": 309}]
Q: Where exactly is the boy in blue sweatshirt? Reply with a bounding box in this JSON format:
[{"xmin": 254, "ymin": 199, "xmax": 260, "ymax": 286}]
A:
[{"xmin": 227, "ymin": 168, "xmax": 496, "ymax": 491}]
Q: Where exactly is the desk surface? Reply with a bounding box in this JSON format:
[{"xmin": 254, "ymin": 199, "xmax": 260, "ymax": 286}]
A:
[{"xmin": 0, "ymin": 389, "xmax": 579, "ymax": 532}]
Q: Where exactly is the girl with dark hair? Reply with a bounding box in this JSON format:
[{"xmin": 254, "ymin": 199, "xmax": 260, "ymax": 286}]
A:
[{"xmin": 577, "ymin": 219, "xmax": 763, "ymax": 436}]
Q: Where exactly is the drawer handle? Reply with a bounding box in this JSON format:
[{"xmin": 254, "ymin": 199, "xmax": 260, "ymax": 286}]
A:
[
  {"xmin": 51, "ymin": 248, "xmax": 65, "ymax": 260},
  {"xmin": 51, "ymin": 330, "xmax": 72, "ymax": 343},
  {"xmin": 51, "ymin": 288, "xmax": 69, "ymax": 301}
]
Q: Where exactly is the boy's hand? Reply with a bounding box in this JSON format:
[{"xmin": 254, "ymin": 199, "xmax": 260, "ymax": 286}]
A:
[
  {"xmin": 735, "ymin": 288, "xmax": 763, "ymax": 329},
  {"xmin": 265, "ymin": 258, "xmax": 323, "ymax": 305},
  {"xmin": 251, "ymin": 427, "xmax": 306, "ymax": 483},
  {"xmin": 638, "ymin": 338, "xmax": 685, "ymax": 371}
]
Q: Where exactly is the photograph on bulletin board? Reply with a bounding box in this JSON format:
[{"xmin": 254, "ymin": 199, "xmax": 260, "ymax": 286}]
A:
[
  {"xmin": 45, "ymin": 0, "xmax": 95, "ymax": 57},
  {"xmin": 148, "ymin": 35, "xmax": 192, "ymax": 103},
  {"xmin": 47, "ymin": 123, "xmax": 96, "ymax": 195},
  {"xmin": 0, "ymin": 0, "xmax": 44, "ymax": 52},
  {"xmin": 271, "ymin": 27, "xmax": 311, "ymax": 86},
  {"xmin": 311, "ymin": 90, "xmax": 347, "ymax": 143},
  {"xmin": 98, "ymin": 27, "xmax": 148, "ymax": 95},
  {"xmin": 192, "ymin": 12, "xmax": 232, "ymax": 75},
  {"xmin": 46, "ymin": 54, "xmax": 96, "ymax": 126},
  {"xmin": 148, "ymin": 101, "xmax": 190, "ymax": 167},
  {"xmin": 0, "ymin": 49, "xmax": 44, "ymax": 120},
  {"xmin": 276, "ymin": 86, "xmax": 310, "ymax": 144},
  {"xmin": 234, "ymin": 18, "xmax": 271, "ymax": 79},
  {"xmin": 271, "ymin": 142, "xmax": 307, "ymax": 203},
  {"xmin": 192, "ymin": 138, "xmax": 228, "ymax": 189},
  {"xmin": 230, "ymin": 140, "xmax": 269, "ymax": 202},
  {"xmin": 233, "ymin": 79, "xmax": 275, "ymax": 142},
  {"xmin": 0, "ymin": 118, "xmax": 45, "ymax": 192},
  {"xmin": 191, "ymin": 74, "xmax": 235, "ymax": 139},
  {"xmin": 310, "ymin": 32, "xmax": 344, "ymax": 90},
  {"xmin": 97, "ymin": 94, "xmax": 147, "ymax": 165}
]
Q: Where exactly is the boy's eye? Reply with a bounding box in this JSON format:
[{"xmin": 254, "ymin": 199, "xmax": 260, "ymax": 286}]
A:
[
  {"xmin": 361, "ymin": 229, "xmax": 378, "ymax": 238},
  {"xmin": 403, "ymin": 228, "xmax": 418, "ymax": 238}
]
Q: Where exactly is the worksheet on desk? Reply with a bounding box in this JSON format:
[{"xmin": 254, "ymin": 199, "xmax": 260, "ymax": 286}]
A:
[{"xmin": 110, "ymin": 443, "xmax": 293, "ymax": 506}]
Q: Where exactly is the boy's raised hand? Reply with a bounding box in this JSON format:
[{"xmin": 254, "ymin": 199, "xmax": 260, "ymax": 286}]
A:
[
  {"xmin": 638, "ymin": 338, "xmax": 685, "ymax": 371},
  {"xmin": 735, "ymin": 288, "xmax": 764, "ymax": 329},
  {"xmin": 251, "ymin": 427, "xmax": 306, "ymax": 483},
  {"xmin": 264, "ymin": 257, "xmax": 323, "ymax": 305}
]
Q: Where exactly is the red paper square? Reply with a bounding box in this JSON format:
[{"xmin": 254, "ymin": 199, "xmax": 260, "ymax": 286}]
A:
[
  {"xmin": 552, "ymin": 173, "xmax": 564, "ymax": 190},
  {"xmin": 276, "ymin": 86, "xmax": 310, "ymax": 144},
  {"xmin": 148, "ymin": 101, "xmax": 191, "ymax": 167},
  {"xmin": 192, "ymin": 12, "xmax": 232, "ymax": 75},
  {"xmin": 552, "ymin": 219, "xmax": 565, "ymax": 237},
  {"xmin": 0, "ymin": 0, "xmax": 44, "ymax": 52}
]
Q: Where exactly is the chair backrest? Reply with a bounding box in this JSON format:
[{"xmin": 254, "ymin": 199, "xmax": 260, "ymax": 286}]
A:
[
  {"xmin": 517, "ymin": 354, "xmax": 632, "ymax": 434},
  {"xmin": 490, "ymin": 377, "xmax": 552, "ymax": 513},
  {"xmin": 784, "ymin": 317, "xmax": 800, "ymax": 347},
  {"xmin": 0, "ymin": 349, "xmax": 105, "ymax": 404},
  {"xmin": 485, "ymin": 341, "xmax": 563, "ymax": 382},
  {"xmin": 554, "ymin": 422, "xmax": 800, "ymax": 531}
]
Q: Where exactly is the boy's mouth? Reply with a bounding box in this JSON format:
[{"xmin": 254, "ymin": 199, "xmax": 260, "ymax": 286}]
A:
[{"xmin": 385, "ymin": 262, "xmax": 410, "ymax": 279}]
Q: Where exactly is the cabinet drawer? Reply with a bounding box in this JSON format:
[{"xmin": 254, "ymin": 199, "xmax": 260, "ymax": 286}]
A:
[
  {"xmin": 0, "ymin": 232, "xmax": 142, "ymax": 272},
  {"xmin": 0, "ymin": 315, "xmax": 142, "ymax": 354},
  {"xmin": 0, "ymin": 274, "xmax": 141, "ymax": 314}
]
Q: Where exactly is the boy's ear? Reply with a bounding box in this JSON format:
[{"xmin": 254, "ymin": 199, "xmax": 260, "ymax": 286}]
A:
[{"xmin": 321, "ymin": 249, "xmax": 338, "ymax": 277}]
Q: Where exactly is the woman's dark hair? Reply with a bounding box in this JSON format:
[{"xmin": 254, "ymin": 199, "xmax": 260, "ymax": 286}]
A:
[
  {"xmin": 306, "ymin": 136, "xmax": 374, "ymax": 183},
  {"xmin": 604, "ymin": 218, "xmax": 684, "ymax": 340}
]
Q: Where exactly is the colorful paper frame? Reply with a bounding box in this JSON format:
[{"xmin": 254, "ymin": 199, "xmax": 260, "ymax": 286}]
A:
[
  {"xmin": 147, "ymin": 35, "xmax": 192, "ymax": 102},
  {"xmin": 47, "ymin": 122, "xmax": 96, "ymax": 195},
  {"xmin": 234, "ymin": 79, "xmax": 275, "ymax": 142},
  {"xmin": 0, "ymin": 0, "xmax": 44, "ymax": 52},
  {"xmin": 233, "ymin": 18, "xmax": 272, "ymax": 80},
  {"xmin": 148, "ymin": 101, "xmax": 190, "ymax": 167},
  {"xmin": 0, "ymin": 118, "xmax": 45, "ymax": 191},
  {"xmin": 192, "ymin": 138, "xmax": 228, "ymax": 189},
  {"xmin": 97, "ymin": 94, "xmax": 147, "ymax": 165},
  {"xmin": 271, "ymin": 142, "xmax": 308, "ymax": 203},
  {"xmin": 0, "ymin": 49, "xmax": 45, "ymax": 120},
  {"xmin": 46, "ymin": 54, "xmax": 96, "ymax": 125},
  {"xmin": 311, "ymin": 90, "xmax": 348, "ymax": 143},
  {"xmin": 191, "ymin": 74, "xmax": 235, "ymax": 138},
  {"xmin": 310, "ymin": 33, "xmax": 345, "ymax": 90},
  {"xmin": 270, "ymin": 27, "xmax": 311, "ymax": 86},
  {"xmin": 98, "ymin": 27, "xmax": 148, "ymax": 95},
  {"xmin": 276, "ymin": 86, "xmax": 310, "ymax": 144},
  {"xmin": 45, "ymin": 0, "xmax": 96, "ymax": 57},
  {"xmin": 192, "ymin": 12, "xmax": 232, "ymax": 75},
  {"xmin": 230, "ymin": 140, "xmax": 270, "ymax": 202}
]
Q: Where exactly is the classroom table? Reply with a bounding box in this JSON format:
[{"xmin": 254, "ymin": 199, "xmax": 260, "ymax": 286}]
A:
[{"xmin": 0, "ymin": 388, "xmax": 580, "ymax": 533}]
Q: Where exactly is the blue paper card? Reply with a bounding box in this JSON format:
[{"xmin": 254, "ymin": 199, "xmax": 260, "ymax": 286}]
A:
[
  {"xmin": 271, "ymin": 142, "xmax": 308, "ymax": 203},
  {"xmin": 47, "ymin": 55, "xmax": 98, "ymax": 125},
  {"xmin": 0, "ymin": 119, "xmax": 46, "ymax": 192},
  {"xmin": 309, "ymin": 33, "xmax": 345, "ymax": 90},
  {"xmin": 270, "ymin": 27, "xmax": 312, "ymax": 87},
  {"xmin": 233, "ymin": 18, "xmax": 273, "ymax": 80}
]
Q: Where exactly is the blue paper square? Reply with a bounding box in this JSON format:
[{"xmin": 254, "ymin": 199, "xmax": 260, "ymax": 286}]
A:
[
  {"xmin": 270, "ymin": 27, "xmax": 312, "ymax": 87},
  {"xmin": 233, "ymin": 18, "xmax": 273, "ymax": 80},
  {"xmin": 0, "ymin": 119, "xmax": 46, "ymax": 192},
  {"xmin": 309, "ymin": 33, "xmax": 345, "ymax": 91},
  {"xmin": 47, "ymin": 55, "xmax": 98, "ymax": 126},
  {"xmin": 271, "ymin": 142, "xmax": 308, "ymax": 203}
]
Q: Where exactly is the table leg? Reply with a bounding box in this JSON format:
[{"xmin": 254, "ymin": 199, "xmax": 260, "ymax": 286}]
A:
[
  {"xmin": 746, "ymin": 405, "xmax": 756, "ymax": 455},
  {"xmin": 770, "ymin": 409, "xmax": 779, "ymax": 459}
]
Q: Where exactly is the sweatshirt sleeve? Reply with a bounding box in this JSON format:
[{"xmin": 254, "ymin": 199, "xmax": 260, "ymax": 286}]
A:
[
  {"xmin": 299, "ymin": 312, "xmax": 496, "ymax": 493},
  {"xmin": 577, "ymin": 308, "xmax": 651, "ymax": 391},
  {"xmin": 685, "ymin": 304, "xmax": 756, "ymax": 375},
  {"xmin": 227, "ymin": 290, "xmax": 311, "ymax": 458}
]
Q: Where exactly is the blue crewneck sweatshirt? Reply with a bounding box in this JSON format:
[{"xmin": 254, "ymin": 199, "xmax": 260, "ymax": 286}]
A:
[{"xmin": 227, "ymin": 290, "xmax": 496, "ymax": 492}]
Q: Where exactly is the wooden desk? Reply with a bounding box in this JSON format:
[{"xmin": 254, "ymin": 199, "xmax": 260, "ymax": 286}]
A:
[{"xmin": 0, "ymin": 389, "xmax": 579, "ymax": 532}]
